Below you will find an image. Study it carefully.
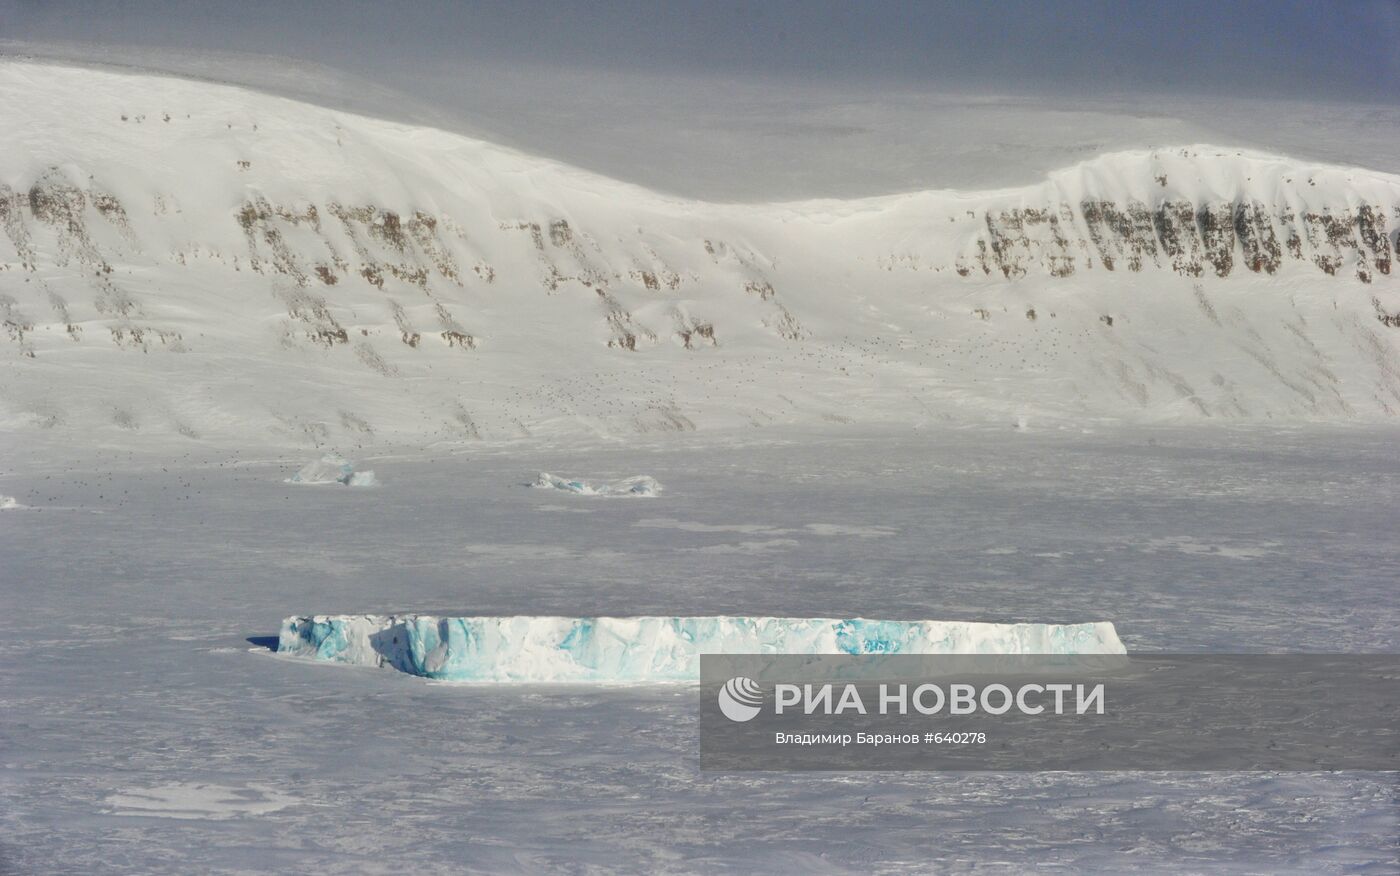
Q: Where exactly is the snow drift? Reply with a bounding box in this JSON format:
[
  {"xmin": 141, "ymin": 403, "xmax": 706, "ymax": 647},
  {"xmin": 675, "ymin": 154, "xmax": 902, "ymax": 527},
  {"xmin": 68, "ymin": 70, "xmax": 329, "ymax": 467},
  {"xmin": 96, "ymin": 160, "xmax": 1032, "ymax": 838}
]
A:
[
  {"xmin": 1, "ymin": 59, "xmax": 1398, "ymax": 448},
  {"xmin": 277, "ymin": 614, "xmax": 1126, "ymax": 682}
]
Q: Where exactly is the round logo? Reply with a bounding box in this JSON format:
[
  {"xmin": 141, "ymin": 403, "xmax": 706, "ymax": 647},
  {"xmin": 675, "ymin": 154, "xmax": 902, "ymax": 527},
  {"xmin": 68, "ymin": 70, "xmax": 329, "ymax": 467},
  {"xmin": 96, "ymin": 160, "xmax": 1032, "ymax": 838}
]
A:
[{"xmin": 717, "ymin": 676, "xmax": 764, "ymax": 722}]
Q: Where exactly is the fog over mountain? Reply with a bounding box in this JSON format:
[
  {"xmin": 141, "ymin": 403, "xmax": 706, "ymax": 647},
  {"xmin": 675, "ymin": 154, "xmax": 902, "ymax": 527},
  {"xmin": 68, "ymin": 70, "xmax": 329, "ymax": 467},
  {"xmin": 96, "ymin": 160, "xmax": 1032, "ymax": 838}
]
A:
[{"xmin": 2, "ymin": 0, "xmax": 1397, "ymax": 200}]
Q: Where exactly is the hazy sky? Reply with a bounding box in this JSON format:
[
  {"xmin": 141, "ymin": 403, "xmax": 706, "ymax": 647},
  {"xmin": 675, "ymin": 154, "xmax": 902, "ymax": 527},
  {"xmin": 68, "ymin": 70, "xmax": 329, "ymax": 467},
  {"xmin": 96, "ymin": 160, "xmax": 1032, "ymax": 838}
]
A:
[
  {"xmin": 4, "ymin": 0, "xmax": 1397, "ymax": 100},
  {"xmin": 3, "ymin": 1, "xmax": 1398, "ymax": 199}
]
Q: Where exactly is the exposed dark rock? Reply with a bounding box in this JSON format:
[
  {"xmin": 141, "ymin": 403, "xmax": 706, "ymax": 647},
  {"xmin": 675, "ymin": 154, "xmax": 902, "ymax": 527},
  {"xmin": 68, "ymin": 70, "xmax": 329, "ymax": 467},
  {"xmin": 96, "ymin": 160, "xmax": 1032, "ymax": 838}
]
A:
[{"xmin": 963, "ymin": 191, "xmax": 1395, "ymax": 283}]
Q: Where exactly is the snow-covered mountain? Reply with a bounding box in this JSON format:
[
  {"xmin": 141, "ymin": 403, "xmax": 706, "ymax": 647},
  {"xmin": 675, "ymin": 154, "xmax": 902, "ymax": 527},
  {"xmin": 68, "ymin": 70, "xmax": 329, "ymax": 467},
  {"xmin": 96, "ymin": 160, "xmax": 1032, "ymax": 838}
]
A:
[{"xmin": 2, "ymin": 60, "xmax": 1397, "ymax": 448}]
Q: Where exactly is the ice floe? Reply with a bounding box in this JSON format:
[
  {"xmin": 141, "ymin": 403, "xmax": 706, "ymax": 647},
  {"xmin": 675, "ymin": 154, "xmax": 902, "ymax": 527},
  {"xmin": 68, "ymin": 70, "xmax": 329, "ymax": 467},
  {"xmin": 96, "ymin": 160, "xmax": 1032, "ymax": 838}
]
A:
[
  {"xmin": 105, "ymin": 783, "xmax": 296, "ymax": 820},
  {"xmin": 531, "ymin": 473, "xmax": 661, "ymax": 497},
  {"xmin": 278, "ymin": 614, "xmax": 1125, "ymax": 682},
  {"xmin": 286, "ymin": 454, "xmax": 377, "ymax": 487}
]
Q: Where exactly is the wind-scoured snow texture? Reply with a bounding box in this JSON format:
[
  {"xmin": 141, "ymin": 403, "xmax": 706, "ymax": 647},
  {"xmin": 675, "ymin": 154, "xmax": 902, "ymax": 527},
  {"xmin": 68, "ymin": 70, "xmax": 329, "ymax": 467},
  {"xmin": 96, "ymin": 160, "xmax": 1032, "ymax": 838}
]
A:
[
  {"xmin": 1, "ymin": 60, "xmax": 1399, "ymax": 447},
  {"xmin": 532, "ymin": 473, "xmax": 661, "ymax": 497},
  {"xmin": 286, "ymin": 454, "xmax": 376, "ymax": 486},
  {"xmin": 277, "ymin": 615, "xmax": 1125, "ymax": 681}
]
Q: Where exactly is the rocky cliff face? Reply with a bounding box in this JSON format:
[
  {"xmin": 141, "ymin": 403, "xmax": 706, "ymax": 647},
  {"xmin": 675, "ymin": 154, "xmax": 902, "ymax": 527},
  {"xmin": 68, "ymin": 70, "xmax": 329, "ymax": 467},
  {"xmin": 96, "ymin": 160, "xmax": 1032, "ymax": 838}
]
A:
[{"xmin": 967, "ymin": 196, "xmax": 1392, "ymax": 283}]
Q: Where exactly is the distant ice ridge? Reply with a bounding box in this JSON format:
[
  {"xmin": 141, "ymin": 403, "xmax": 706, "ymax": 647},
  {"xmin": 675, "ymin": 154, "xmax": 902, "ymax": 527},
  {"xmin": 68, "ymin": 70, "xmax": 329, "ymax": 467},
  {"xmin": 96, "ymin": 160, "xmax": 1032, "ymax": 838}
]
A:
[
  {"xmin": 286, "ymin": 455, "xmax": 377, "ymax": 487},
  {"xmin": 277, "ymin": 615, "xmax": 1125, "ymax": 682},
  {"xmin": 531, "ymin": 473, "xmax": 661, "ymax": 497}
]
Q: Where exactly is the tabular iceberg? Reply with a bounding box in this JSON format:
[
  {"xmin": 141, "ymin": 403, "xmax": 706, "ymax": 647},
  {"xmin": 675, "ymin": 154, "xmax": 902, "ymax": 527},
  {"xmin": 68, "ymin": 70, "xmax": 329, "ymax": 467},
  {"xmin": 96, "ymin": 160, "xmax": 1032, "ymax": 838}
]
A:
[{"xmin": 277, "ymin": 615, "xmax": 1125, "ymax": 682}]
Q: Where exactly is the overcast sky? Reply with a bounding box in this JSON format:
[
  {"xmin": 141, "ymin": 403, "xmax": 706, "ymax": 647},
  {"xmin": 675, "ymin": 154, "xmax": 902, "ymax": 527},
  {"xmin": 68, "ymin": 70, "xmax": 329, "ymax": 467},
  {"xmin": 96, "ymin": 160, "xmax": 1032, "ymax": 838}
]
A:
[
  {"xmin": 4, "ymin": 0, "xmax": 1397, "ymax": 100},
  {"xmin": 3, "ymin": 1, "xmax": 1398, "ymax": 199}
]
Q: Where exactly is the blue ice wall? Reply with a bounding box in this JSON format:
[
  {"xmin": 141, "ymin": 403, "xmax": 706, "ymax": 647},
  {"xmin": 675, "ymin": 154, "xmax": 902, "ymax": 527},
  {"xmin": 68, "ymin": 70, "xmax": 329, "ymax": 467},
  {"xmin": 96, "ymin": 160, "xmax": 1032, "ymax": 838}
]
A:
[{"xmin": 278, "ymin": 615, "xmax": 1125, "ymax": 682}]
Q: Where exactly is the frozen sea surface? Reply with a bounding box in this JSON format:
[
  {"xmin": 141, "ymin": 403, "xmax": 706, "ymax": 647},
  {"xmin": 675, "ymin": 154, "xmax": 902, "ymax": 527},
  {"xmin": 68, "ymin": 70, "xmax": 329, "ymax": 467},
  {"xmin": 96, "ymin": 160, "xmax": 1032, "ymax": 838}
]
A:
[{"xmin": 1, "ymin": 426, "xmax": 1397, "ymax": 873}]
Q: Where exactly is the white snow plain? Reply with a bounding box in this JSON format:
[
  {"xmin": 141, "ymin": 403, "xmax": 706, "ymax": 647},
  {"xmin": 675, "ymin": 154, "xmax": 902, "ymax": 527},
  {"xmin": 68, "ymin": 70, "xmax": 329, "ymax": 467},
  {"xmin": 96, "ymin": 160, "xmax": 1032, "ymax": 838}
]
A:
[{"xmin": 1, "ymin": 426, "xmax": 1397, "ymax": 872}]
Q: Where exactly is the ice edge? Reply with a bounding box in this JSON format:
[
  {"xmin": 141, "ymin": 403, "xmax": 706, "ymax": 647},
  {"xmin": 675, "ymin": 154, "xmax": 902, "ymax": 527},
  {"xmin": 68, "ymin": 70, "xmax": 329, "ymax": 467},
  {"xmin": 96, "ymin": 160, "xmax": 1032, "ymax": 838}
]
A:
[{"xmin": 277, "ymin": 614, "xmax": 1126, "ymax": 682}]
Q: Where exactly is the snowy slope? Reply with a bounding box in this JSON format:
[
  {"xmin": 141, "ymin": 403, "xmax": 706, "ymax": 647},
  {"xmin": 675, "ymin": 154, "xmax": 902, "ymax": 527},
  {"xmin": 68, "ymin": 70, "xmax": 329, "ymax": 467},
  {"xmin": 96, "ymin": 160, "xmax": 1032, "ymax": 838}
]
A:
[{"xmin": 1, "ymin": 60, "xmax": 1398, "ymax": 448}]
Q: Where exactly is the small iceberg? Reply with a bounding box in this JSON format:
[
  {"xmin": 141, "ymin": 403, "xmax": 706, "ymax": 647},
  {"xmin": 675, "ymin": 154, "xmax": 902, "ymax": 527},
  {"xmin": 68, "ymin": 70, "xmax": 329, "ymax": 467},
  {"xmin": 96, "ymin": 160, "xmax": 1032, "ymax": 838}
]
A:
[
  {"xmin": 0, "ymin": 494, "xmax": 24, "ymax": 510},
  {"xmin": 286, "ymin": 454, "xmax": 377, "ymax": 487},
  {"xmin": 531, "ymin": 472, "xmax": 661, "ymax": 497},
  {"xmin": 277, "ymin": 614, "xmax": 1126, "ymax": 682}
]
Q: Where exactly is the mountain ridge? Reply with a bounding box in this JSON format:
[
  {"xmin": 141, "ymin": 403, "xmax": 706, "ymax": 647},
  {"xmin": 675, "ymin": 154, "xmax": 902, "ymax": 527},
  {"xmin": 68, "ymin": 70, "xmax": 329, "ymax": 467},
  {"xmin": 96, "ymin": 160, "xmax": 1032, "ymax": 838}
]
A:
[{"xmin": 2, "ymin": 60, "xmax": 1398, "ymax": 448}]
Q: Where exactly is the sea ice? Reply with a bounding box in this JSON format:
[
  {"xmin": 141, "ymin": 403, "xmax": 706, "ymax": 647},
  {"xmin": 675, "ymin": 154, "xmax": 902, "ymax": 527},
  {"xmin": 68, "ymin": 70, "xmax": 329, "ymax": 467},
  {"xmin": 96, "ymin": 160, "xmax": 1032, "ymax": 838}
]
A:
[
  {"xmin": 278, "ymin": 614, "xmax": 1125, "ymax": 682},
  {"xmin": 532, "ymin": 473, "xmax": 661, "ymax": 497},
  {"xmin": 286, "ymin": 455, "xmax": 377, "ymax": 487},
  {"xmin": 105, "ymin": 783, "xmax": 296, "ymax": 820}
]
